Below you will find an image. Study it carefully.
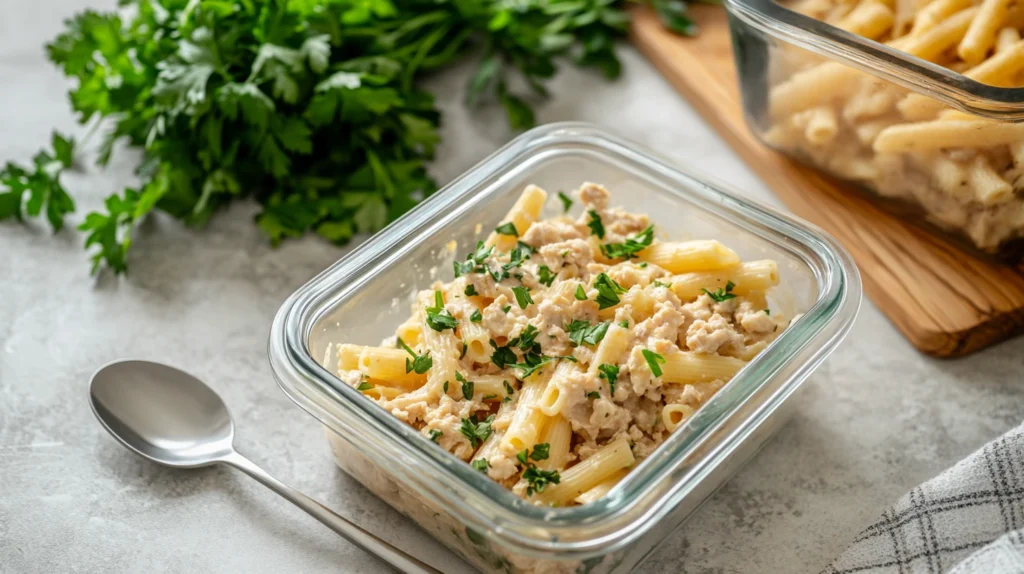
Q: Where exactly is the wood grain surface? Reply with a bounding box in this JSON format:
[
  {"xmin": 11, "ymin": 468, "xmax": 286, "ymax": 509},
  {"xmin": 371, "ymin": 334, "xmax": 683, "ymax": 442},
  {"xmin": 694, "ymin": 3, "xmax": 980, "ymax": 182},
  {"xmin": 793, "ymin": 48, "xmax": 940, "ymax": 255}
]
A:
[{"xmin": 630, "ymin": 4, "xmax": 1024, "ymax": 357}]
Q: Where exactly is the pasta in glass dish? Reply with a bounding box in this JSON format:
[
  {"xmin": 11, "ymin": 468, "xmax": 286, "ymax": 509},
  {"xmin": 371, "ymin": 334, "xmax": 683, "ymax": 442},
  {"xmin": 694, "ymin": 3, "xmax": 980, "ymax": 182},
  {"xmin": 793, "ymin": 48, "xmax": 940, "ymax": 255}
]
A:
[
  {"xmin": 758, "ymin": 0, "xmax": 1024, "ymax": 255},
  {"xmin": 335, "ymin": 182, "xmax": 792, "ymax": 506}
]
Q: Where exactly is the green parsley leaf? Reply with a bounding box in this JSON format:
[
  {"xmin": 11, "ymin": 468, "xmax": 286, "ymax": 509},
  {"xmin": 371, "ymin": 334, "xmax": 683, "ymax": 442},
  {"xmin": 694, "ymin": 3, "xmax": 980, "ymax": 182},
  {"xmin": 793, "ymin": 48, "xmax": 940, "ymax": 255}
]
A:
[
  {"xmin": 428, "ymin": 429, "xmax": 443, "ymax": 443},
  {"xmin": 503, "ymin": 380, "xmax": 515, "ymax": 396},
  {"xmin": 457, "ymin": 372, "xmax": 474, "ymax": 400},
  {"xmin": 652, "ymin": 280, "xmax": 672, "ymax": 288},
  {"xmin": 618, "ymin": 320, "xmax": 629, "ymax": 328},
  {"xmin": 460, "ymin": 341, "xmax": 468, "ymax": 360},
  {"xmin": 512, "ymin": 286, "xmax": 533, "ymax": 309},
  {"xmin": 764, "ymin": 308, "xmax": 771, "ymax": 315},
  {"xmin": 482, "ymin": 394, "xmax": 498, "ymax": 400},
  {"xmin": 600, "ymin": 225, "xmax": 654, "ymax": 260},
  {"xmin": 575, "ymin": 285, "xmax": 588, "ymax": 301},
  {"xmin": 494, "ymin": 222, "xmax": 518, "ymax": 237},
  {"xmin": 587, "ymin": 391, "xmax": 601, "ymax": 400},
  {"xmin": 398, "ymin": 337, "xmax": 432, "ymax": 374},
  {"xmin": 537, "ymin": 265, "xmax": 556, "ymax": 287},
  {"xmin": 425, "ymin": 290, "xmax": 458, "ymax": 332},
  {"xmin": 455, "ymin": 242, "xmax": 495, "ymax": 279},
  {"xmin": 470, "ymin": 309, "xmax": 483, "ymax": 323},
  {"xmin": 557, "ymin": 191, "xmax": 573, "ymax": 213},
  {"xmin": 639, "ymin": 262, "xmax": 648, "ymax": 268},
  {"xmin": 702, "ymin": 281, "xmax": 737, "ymax": 302},
  {"xmin": 513, "ymin": 354, "xmax": 575, "ymax": 379},
  {"xmin": 593, "ymin": 273, "xmax": 626, "ymax": 310},
  {"xmin": 502, "ymin": 304, "xmax": 512, "ymax": 313},
  {"xmin": 465, "ymin": 284, "xmax": 479, "ymax": 297},
  {"xmin": 443, "ymin": 380, "xmax": 450, "ymax": 394},
  {"xmin": 515, "ymin": 324, "xmax": 540, "ymax": 350},
  {"xmin": 503, "ymin": 241, "xmax": 533, "ymax": 272},
  {"xmin": 642, "ymin": 349, "xmax": 666, "ymax": 377},
  {"xmin": 586, "ymin": 210, "xmax": 605, "ymax": 239},
  {"xmin": 472, "ymin": 458, "xmax": 489, "ymax": 473},
  {"xmin": 460, "ymin": 414, "xmax": 495, "ymax": 447},
  {"xmin": 357, "ymin": 381, "xmax": 374, "ymax": 391},
  {"xmin": 565, "ymin": 320, "xmax": 610, "ymax": 346},
  {"xmin": 530, "ymin": 443, "xmax": 550, "ymax": 461},
  {"xmin": 490, "ymin": 339, "xmax": 517, "ymax": 369},
  {"xmin": 598, "ymin": 363, "xmax": 619, "ymax": 395},
  {"xmin": 523, "ymin": 466, "xmax": 561, "ymax": 496}
]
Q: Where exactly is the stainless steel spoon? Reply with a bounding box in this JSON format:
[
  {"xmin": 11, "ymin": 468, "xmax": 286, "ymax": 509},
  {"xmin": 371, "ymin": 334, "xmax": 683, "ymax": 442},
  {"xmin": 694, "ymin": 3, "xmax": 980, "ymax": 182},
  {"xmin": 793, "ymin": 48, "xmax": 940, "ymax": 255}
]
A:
[{"xmin": 89, "ymin": 359, "xmax": 440, "ymax": 574}]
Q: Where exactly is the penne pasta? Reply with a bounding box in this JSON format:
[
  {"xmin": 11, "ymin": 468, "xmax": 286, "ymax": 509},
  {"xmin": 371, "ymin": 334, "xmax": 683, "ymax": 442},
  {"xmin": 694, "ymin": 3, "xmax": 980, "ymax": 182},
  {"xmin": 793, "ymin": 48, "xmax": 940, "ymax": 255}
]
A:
[
  {"xmin": 336, "ymin": 184, "xmax": 790, "ymax": 505},
  {"xmin": 874, "ymin": 119, "xmax": 1024, "ymax": 152},
  {"xmin": 532, "ymin": 437, "xmax": 635, "ymax": 505},
  {"xmin": 638, "ymin": 240, "xmax": 741, "ymax": 273},
  {"xmin": 669, "ymin": 260, "xmax": 780, "ymax": 302},
  {"xmin": 574, "ymin": 470, "xmax": 628, "ymax": 505},
  {"xmin": 662, "ymin": 403, "xmax": 697, "ymax": 433},
  {"xmin": 485, "ymin": 184, "xmax": 547, "ymax": 252}
]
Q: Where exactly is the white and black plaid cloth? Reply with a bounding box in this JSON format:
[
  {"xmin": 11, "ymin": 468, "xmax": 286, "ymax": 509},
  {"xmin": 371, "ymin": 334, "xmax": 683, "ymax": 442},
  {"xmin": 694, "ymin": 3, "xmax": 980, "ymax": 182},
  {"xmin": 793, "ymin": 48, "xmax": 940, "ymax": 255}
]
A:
[{"xmin": 823, "ymin": 424, "xmax": 1024, "ymax": 574}]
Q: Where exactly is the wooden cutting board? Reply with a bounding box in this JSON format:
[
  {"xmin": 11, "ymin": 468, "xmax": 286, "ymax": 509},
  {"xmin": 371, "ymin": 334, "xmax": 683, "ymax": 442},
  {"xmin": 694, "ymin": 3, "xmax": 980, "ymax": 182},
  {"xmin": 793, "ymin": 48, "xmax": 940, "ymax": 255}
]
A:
[{"xmin": 629, "ymin": 4, "xmax": 1024, "ymax": 357}]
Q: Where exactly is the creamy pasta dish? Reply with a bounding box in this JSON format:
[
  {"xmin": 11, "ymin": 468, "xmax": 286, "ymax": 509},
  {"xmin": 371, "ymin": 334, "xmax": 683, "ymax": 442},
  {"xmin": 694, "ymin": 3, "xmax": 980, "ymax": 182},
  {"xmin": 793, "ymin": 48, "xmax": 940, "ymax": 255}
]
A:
[
  {"xmin": 336, "ymin": 183, "xmax": 790, "ymax": 506},
  {"xmin": 767, "ymin": 0, "xmax": 1024, "ymax": 253}
]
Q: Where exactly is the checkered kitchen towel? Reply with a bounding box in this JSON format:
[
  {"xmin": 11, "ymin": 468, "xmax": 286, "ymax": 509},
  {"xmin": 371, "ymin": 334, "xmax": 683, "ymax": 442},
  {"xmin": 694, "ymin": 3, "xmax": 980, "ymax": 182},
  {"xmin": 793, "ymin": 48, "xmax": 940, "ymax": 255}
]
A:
[{"xmin": 823, "ymin": 424, "xmax": 1024, "ymax": 574}]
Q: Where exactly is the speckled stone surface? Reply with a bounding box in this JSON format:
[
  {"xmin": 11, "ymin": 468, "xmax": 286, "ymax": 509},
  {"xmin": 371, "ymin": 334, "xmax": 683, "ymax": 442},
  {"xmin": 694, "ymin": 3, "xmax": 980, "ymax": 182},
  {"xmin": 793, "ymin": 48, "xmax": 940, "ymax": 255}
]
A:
[{"xmin": 3, "ymin": 2, "xmax": 1024, "ymax": 573}]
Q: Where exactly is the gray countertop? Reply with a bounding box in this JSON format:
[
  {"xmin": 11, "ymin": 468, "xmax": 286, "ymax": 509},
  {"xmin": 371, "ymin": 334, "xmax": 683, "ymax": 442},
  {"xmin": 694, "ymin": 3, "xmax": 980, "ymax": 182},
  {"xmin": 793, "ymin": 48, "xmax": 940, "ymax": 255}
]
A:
[{"xmin": 3, "ymin": 2, "xmax": 1024, "ymax": 572}]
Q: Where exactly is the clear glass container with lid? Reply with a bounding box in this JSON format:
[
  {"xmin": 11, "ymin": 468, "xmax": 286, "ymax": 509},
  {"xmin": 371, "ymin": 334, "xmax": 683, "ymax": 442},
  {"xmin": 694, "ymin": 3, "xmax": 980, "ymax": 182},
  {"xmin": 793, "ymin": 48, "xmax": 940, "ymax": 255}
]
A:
[
  {"xmin": 268, "ymin": 123, "xmax": 861, "ymax": 573},
  {"xmin": 725, "ymin": 0, "xmax": 1024, "ymax": 260}
]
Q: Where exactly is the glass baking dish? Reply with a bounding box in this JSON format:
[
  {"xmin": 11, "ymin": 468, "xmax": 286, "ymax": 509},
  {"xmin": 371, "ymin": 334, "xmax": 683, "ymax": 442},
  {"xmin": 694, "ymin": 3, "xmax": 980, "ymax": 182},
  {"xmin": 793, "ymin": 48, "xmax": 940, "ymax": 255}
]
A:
[
  {"xmin": 725, "ymin": 0, "xmax": 1024, "ymax": 260},
  {"xmin": 268, "ymin": 123, "xmax": 861, "ymax": 573}
]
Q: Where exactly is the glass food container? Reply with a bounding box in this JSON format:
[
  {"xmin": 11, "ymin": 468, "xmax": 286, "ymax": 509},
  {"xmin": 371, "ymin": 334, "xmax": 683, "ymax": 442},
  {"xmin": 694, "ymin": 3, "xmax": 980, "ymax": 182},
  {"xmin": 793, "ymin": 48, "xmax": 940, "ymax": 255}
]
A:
[
  {"xmin": 725, "ymin": 0, "xmax": 1024, "ymax": 260},
  {"xmin": 268, "ymin": 123, "xmax": 861, "ymax": 573}
]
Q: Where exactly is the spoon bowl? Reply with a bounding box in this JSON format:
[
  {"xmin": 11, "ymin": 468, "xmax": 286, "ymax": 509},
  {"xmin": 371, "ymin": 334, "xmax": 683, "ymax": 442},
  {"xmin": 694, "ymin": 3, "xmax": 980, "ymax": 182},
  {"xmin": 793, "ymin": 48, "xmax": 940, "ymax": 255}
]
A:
[
  {"xmin": 90, "ymin": 360, "xmax": 235, "ymax": 468},
  {"xmin": 89, "ymin": 359, "xmax": 439, "ymax": 574}
]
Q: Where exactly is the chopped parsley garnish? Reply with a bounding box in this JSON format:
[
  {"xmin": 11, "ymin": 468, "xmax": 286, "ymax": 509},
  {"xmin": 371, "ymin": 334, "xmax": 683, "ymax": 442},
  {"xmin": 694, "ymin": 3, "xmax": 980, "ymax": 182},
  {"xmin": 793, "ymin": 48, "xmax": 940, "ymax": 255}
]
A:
[
  {"xmin": 618, "ymin": 320, "xmax": 629, "ymax": 328},
  {"xmin": 472, "ymin": 458, "xmax": 490, "ymax": 473},
  {"xmin": 523, "ymin": 466, "xmax": 560, "ymax": 496},
  {"xmin": 575, "ymin": 284, "xmax": 588, "ymax": 301},
  {"xmin": 600, "ymin": 224, "xmax": 654, "ymax": 260},
  {"xmin": 465, "ymin": 284, "xmax": 479, "ymax": 297},
  {"xmin": 516, "ymin": 444, "xmax": 560, "ymax": 494},
  {"xmin": 459, "ymin": 414, "xmax": 495, "ymax": 447},
  {"xmin": 490, "ymin": 339, "xmax": 518, "ymax": 369},
  {"xmin": 503, "ymin": 241, "xmax": 533, "ymax": 272},
  {"xmin": 470, "ymin": 309, "xmax": 483, "ymax": 323},
  {"xmin": 514, "ymin": 324, "xmax": 540, "ymax": 350},
  {"xmin": 454, "ymin": 241, "xmax": 494, "ymax": 278},
  {"xmin": 443, "ymin": 381, "xmax": 449, "ymax": 393},
  {"xmin": 456, "ymin": 372, "xmax": 474, "ymax": 400},
  {"xmin": 639, "ymin": 262, "xmax": 648, "ymax": 268},
  {"xmin": 593, "ymin": 273, "xmax": 626, "ymax": 310},
  {"xmin": 598, "ymin": 363, "xmax": 619, "ymax": 395},
  {"xmin": 494, "ymin": 222, "xmax": 519, "ymax": 237},
  {"xmin": 504, "ymin": 380, "xmax": 515, "ymax": 396},
  {"xmin": 398, "ymin": 337, "xmax": 432, "ymax": 374},
  {"xmin": 702, "ymin": 281, "xmax": 736, "ymax": 302},
  {"xmin": 537, "ymin": 265, "xmax": 556, "ymax": 287},
  {"xmin": 586, "ymin": 391, "xmax": 601, "ymax": 400},
  {"xmin": 652, "ymin": 280, "xmax": 672, "ymax": 288},
  {"xmin": 482, "ymin": 394, "xmax": 498, "ymax": 400},
  {"xmin": 428, "ymin": 429, "xmax": 442, "ymax": 443},
  {"xmin": 502, "ymin": 304, "xmax": 512, "ymax": 313},
  {"xmin": 357, "ymin": 381, "xmax": 374, "ymax": 391},
  {"xmin": 512, "ymin": 286, "xmax": 533, "ymax": 309},
  {"xmin": 565, "ymin": 320, "xmax": 610, "ymax": 346},
  {"xmin": 425, "ymin": 290, "xmax": 458, "ymax": 332},
  {"xmin": 460, "ymin": 341, "xmax": 468, "ymax": 359},
  {"xmin": 557, "ymin": 191, "xmax": 573, "ymax": 213},
  {"xmin": 642, "ymin": 349, "xmax": 666, "ymax": 377},
  {"xmin": 489, "ymin": 267, "xmax": 510, "ymax": 282},
  {"xmin": 764, "ymin": 308, "xmax": 771, "ymax": 315},
  {"xmin": 586, "ymin": 210, "xmax": 605, "ymax": 239},
  {"xmin": 514, "ymin": 353, "xmax": 575, "ymax": 379}
]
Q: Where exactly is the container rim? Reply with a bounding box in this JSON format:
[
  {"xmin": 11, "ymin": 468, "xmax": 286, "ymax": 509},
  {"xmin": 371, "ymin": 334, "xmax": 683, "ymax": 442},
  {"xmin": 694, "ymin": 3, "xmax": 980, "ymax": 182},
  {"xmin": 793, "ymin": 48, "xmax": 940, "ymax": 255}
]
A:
[
  {"xmin": 725, "ymin": 0, "xmax": 1024, "ymax": 120},
  {"xmin": 268, "ymin": 122, "xmax": 862, "ymax": 557}
]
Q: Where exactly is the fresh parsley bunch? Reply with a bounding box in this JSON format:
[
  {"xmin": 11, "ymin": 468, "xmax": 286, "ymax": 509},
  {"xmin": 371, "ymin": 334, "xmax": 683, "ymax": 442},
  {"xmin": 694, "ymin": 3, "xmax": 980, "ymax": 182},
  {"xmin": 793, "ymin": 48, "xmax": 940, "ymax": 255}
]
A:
[{"xmin": 1, "ymin": 0, "xmax": 698, "ymax": 274}]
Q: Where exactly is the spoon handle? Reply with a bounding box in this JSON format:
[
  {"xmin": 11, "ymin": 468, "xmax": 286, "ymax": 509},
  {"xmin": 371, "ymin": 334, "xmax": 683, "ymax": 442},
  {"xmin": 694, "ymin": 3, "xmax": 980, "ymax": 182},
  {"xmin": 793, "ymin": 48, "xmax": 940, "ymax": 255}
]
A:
[{"xmin": 221, "ymin": 451, "xmax": 441, "ymax": 574}]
